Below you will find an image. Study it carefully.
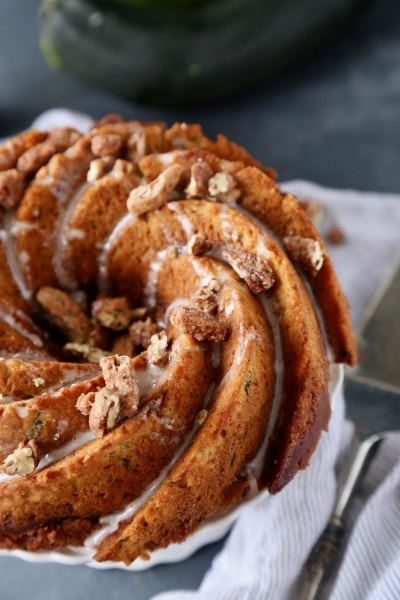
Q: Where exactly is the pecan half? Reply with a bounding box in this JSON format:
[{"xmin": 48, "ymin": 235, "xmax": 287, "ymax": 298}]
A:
[
  {"xmin": 91, "ymin": 133, "xmax": 122, "ymax": 157},
  {"xmin": 170, "ymin": 305, "xmax": 228, "ymax": 342},
  {"xmin": 283, "ymin": 235, "xmax": 324, "ymax": 273},
  {"xmin": 223, "ymin": 248, "xmax": 275, "ymax": 293},
  {"xmin": 127, "ymin": 163, "xmax": 184, "ymax": 215},
  {"xmin": 2, "ymin": 440, "xmax": 40, "ymax": 476},
  {"xmin": 185, "ymin": 160, "xmax": 213, "ymax": 197}
]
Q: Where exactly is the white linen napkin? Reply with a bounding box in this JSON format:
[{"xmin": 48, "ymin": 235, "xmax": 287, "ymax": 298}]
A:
[{"xmin": 8, "ymin": 110, "xmax": 400, "ymax": 598}]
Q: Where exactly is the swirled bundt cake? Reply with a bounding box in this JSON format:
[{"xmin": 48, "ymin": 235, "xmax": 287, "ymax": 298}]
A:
[{"xmin": 0, "ymin": 115, "xmax": 357, "ymax": 564}]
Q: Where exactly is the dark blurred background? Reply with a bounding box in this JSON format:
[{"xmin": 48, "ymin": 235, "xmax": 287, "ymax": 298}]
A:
[{"xmin": 1, "ymin": 0, "xmax": 400, "ymax": 193}]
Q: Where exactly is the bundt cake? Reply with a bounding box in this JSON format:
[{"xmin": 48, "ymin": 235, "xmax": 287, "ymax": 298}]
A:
[{"xmin": 0, "ymin": 115, "xmax": 357, "ymax": 565}]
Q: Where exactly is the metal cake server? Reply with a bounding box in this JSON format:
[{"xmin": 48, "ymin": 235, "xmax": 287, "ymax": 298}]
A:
[{"xmin": 296, "ymin": 258, "xmax": 400, "ymax": 600}]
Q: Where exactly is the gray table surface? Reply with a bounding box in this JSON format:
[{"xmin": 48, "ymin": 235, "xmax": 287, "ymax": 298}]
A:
[{"xmin": 0, "ymin": 1, "xmax": 399, "ymax": 599}]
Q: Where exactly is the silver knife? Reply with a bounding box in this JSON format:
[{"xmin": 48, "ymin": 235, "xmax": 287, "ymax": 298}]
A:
[{"xmin": 296, "ymin": 258, "xmax": 400, "ymax": 600}]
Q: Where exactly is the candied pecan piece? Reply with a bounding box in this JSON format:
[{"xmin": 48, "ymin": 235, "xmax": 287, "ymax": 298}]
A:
[
  {"xmin": 2, "ymin": 440, "xmax": 39, "ymax": 476},
  {"xmin": 187, "ymin": 234, "xmax": 213, "ymax": 256},
  {"xmin": 185, "ymin": 160, "xmax": 213, "ymax": 197},
  {"xmin": 208, "ymin": 171, "xmax": 241, "ymax": 203},
  {"xmin": 283, "ymin": 235, "xmax": 324, "ymax": 272},
  {"xmin": 63, "ymin": 343, "xmax": 110, "ymax": 364},
  {"xmin": 127, "ymin": 130, "xmax": 147, "ymax": 161},
  {"xmin": 86, "ymin": 156, "xmax": 115, "ymax": 182},
  {"xmin": 194, "ymin": 277, "xmax": 221, "ymax": 313},
  {"xmin": 129, "ymin": 317, "xmax": 158, "ymax": 348},
  {"xmin": 91, "ymin": 133, "xmax": 122, "ymax": 157},
  {"xmin": 147, "ymin": 331, "xmax": 169, "ymax": 365},
  {"xmin": 222, "ymin": 248, "xmax": 275, "ymax": 293},
  {"xmin": 36, "ymin": 286, "xmax": 91, "ymax": 343},
  {"xmin": 92, "ymin": 296, "xmax": 134, "ymax": 331},
  {"xmin": 47, "ymin": 127, "xmax": 80, "ymax": 148},
  {"xmin": 17, "ymin": 142, "xmax": 57, "ymax": 175},
  {"xmin": 127, "ymin": 163, "xmax": 184, "ymax": 215},
  {"xmin": 100, "ymin": 354, "xmax": 139, "ymax": 417},
  {"xmin": 16, "ymin": 128, "xmax": 79, "ymax": 175},
  {"xmin": 0, "ymin": 169, "xmax": 25, "ymax": 208},
  {"xmin": 112, "ymin": 158, "xmax": 135, "ymax": 176},
  {"xmin": 77, "ymin": 355, "xmax": 139, "ymax": 437},
  {"xmin": 170, "ymin": 305, "xmax": 228, "ymax": 342},
  {"xmin": 88, "ymin": 388, "xmax": 121, "ymax": 438}
]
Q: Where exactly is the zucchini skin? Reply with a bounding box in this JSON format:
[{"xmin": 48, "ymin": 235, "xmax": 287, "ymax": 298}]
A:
[{"xmin": 39, "ymin": 0, "xmax": 371, "ymax": 107}]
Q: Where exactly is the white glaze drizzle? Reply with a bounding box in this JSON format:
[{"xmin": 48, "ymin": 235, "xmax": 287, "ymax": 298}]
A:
[{"xmin": 97, "ymin": 213, "xmax": 135, "ymax": 294}]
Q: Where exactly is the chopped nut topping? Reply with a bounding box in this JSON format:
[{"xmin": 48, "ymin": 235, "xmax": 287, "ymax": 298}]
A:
[
  {"xmin": 91, "ymin": 133, "xmax": 122, "ymax": 157},
  {"xmin": 283, "ymin": 235, "xmax": 324, "ymax": 272},
  {"xmin": 185, "ymin": 160, "xmax": 213, "ymax": 197},
  {"xmin": 170, "ymin": 305, "xmax": 228, "ymax": 342},
  {"xmin": 77, "ymin": 354, "xmax": 139, "ymax": 437},
  {"xmin": 112, "ymin": 159, "xmax": 135, "ymax": 176},
  {"xmin": 36, "ymin": 286, "xmax": 91, "ymax": 343},
  {"xmin": 129, "ymin": 317, "xmax": 158, "ymax": 348},
  {"xmin": 127, "ymin": 163, "xmax": 184, "ymax": 216},
  {"xmin": 147, "ymin": 331, "xmax": 169, "ymax": 364},
  {"xmin": 92, "ymin": 296, "xmax": 134, "ymax": 331},
  {"xmin": 88, "ymin": 388, "xmax": 121, "ymax": 437},
  {"xmin": 198, "ymin": 277, "xmax": 221, "ymax": 300},
  {"xmin": 76, "ymin": 390, "xmax": 94, "ymax": 416},
  {"xmin": 127, "ymin": 130, "xmax": 147, "ymax": 161},
  {"xmin": 17, "ymin": 141, "xmax": 58, "ymax": 175},
  {"xmin": 87, "ymin": 156, "xmax": 114, "ymax": 182},
  {"xmin": 208, "ymin": 171, "xmax": 241, "ymax": 203},
  {"xmin": 0, "ymin": 169, "xmax": 25, "ymax": 208},
  {"xmin": 194, "ymin": 277, "xmax": 221, "ymax": 313},
  {"xmin": 222, "ymin": 248, "xmax": 275, "ymax": 293},
  {"xmin": 63, "ymin": 343, "xmax": 110, "ymax": 364},
  {"xmin": 32, "ymin": 377, "xmax": 45, "ymax": 388},
  {"xmin": 3, "ymin": 440, "xmax": 39, "ymax": 476},
  {"xmin": 100, "ymin": 354, "xmax": 139, "ymax": 416},
  {"xmin": 47, "ymin": 127, "xmax": 80, "ymax": 148},
  {"xmin": 187, "ymin": 234, "xmax": 213, "ymax": 256}
]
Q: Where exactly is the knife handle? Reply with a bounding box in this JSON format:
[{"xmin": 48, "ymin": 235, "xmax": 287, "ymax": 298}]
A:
[
  {"xmin": 296, "ymin": 432, "xmax": 392, "ymax": 600},
  {"xmin": 296, "ymin": 515, "xmax": 345, "ymax": 600}
]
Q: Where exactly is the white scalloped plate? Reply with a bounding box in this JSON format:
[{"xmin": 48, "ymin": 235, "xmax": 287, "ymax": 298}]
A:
[{"xmin": 0, "ymin": 364, "xmax": 343, "ymax": 571}]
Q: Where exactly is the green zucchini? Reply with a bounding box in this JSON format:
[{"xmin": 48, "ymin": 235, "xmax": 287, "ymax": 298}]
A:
[{"xmin": 38, "ymin": 0, "xmax": 371, "ymax": 107}]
